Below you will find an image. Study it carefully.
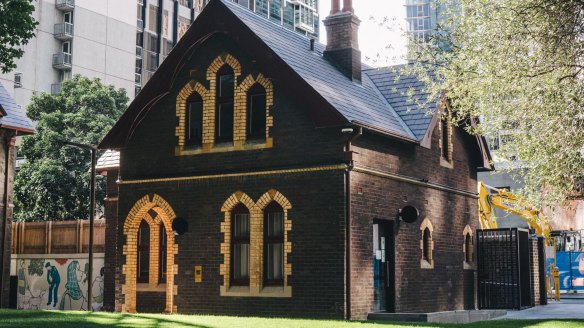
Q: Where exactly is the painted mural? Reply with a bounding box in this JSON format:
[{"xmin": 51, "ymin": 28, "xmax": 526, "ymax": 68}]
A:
[{"xmin": 16, "ymin": 256, "xmax": 104, "ymax": 311}]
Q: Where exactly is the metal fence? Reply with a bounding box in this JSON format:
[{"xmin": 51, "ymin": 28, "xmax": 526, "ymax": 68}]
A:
[{"xmin": 477, "ymin": 228, "xmax": 532, "ymax": 310}]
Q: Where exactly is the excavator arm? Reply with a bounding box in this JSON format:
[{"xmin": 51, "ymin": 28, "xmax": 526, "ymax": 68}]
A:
[{"xmin": 478, "ymin": 181, "xmax": 550, "ymax": 238}]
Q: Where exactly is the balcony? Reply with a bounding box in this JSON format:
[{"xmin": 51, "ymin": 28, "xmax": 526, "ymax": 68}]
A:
[
  {"xmin": 52, "ymin": 52, "xmax": 72, "ymax": 70},
  {"xmin": 137, "ymin": 19, "xmax": 144, "ymax": 31},
  {"xmin": 54, "ymin": 22, "xmax": 74, "ymax": 40},
  {"xmin": 51, "ymin": 83, "xmax": 61, "ymax": 95},
  {"xmin": 55, "ymin": 0, "xmax": 75, "ymax": 11}
]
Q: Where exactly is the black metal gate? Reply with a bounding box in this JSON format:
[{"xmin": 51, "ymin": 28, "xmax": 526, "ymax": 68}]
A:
[{"xmin": 476, "ymin": 228, "xmax": 532, "ymax": 310}]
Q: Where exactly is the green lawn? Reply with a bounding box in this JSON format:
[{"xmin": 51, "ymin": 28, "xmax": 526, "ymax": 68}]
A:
[{"xmin": 0, "ymin": 310, "xmax": 582, "ymax": 328}]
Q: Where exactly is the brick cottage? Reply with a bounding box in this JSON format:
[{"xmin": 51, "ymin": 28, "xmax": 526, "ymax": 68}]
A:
[{"xmin": 98, "ymin": 0, "xmax": 492, "ymax": 319}]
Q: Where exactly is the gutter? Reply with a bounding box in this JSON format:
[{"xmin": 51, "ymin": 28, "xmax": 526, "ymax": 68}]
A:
[{"xmin": 352, "ymin": 120, "xmax": 418, "ymax": 144}]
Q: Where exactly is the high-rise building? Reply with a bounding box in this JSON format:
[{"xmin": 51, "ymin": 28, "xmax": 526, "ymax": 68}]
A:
[{"xmin": 0, "ymin": 0, "xmax": 320, "ymax": 110}]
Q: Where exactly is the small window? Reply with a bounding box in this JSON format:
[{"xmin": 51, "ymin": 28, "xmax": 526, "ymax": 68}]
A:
[
  {"xmin": 422, "ymin": 227, "xmax": 432, "ymax": 262},
  {"xmin": 186, "ymin": 93, "xmax": 203, "ymax": 146},
  {"xmin": 231, "ymin": 204, "xmax": 250, "ymax": 285},
  {"xmin": 464, "ymin": 233, "xmax": 473, "ymax": 263},
  {"xmin": 159, "ymin": 224, "xmax": 167, "ymax": 283},
  {"xmin": 216, "ymin": 65, "xmax": 234, "ymax": 142},
  {"xmin": 64, "ymin": 12, "xmax": 73, "ymax": 24},
  {"xmin": 62, "ymin": 41, "xmax": 71, "ymax": 54},
  {"xmin": 247, "ymin": 84, "xmax": 267, "ymax": 140},
  {"xmin": 440, "ymin": 110, "xmax": 452, "ymax": 163},
  {"xmin": 264, "ymin": 202, "xmax": 284, "ymax": 286},
  {"xmin": 14, "ymin": 73, "xmax": 22, "ymax": 88},
  {"xmin": 137, "ymin": 220, "xmax": 150, "ymax": 283}
]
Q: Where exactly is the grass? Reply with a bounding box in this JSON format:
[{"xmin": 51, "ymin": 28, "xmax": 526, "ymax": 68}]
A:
[{"xmin": 0, "ymin": 310, "xmax": 582, "ymax": 328}]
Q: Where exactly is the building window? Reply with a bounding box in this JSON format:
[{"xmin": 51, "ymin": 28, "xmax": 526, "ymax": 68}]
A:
[
  {"xmin": 464, "ymin": 233, "xmax": 472, "ymax": 262},
  {"xmin": 463, "ymin": 225, "xmax": 474, "ymax": 269},
  {"xmin": 423, "ymin": 228, "xmax": 431, "ymax": 261},
  {"xmin": 264, "ymin": 202, "xmax": 284, "ymax": 286},
  {"xmin": 440, "ymin": 108, "xmax": 453, "ymax": 167},
  {"xmin": 247, "ymin": 84, "xmax": 266, "ymax": 140},
  {"xmin": 216, "ymin": 65, "xmax": 235, "ymax": 143},
  {"xmin": 186, "ymin": 93, "xmax": 203, "ymax": 147},
  {"xmin": 148, "ymin": 5, "xmax": 159, "ymax": 32},
  {"xmin": 159, "ymin": 224, "xmax": 167, "ymax": 283},
  {"xmin": 420, "ymin": 218, "xmax": 434, "ymax": 269},
  {"xmin": 231, "ymin": 204, "xmax": 250, "ymax": 286},
  {"xmin": 137, "ymin": 220, "xmax": 150, "ymax": 283}
]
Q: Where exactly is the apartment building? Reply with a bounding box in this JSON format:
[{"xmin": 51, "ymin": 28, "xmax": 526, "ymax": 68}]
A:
[{"xmin": 0, "ymin": 0, "xmax": 319, "ymax": 111}]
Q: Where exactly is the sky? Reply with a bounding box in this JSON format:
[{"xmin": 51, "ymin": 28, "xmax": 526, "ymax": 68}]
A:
[{"xmin": 318, "ymin": 0, "xmax": 408, "ymax": 67}]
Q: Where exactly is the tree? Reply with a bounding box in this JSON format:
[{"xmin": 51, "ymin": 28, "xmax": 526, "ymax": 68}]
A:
[
  {"xmin": 14, "ymin": 75, "xmax": 128, "ymax": 221},
  {"xmin": 0, "ymin": 0, "xmax": 37, "ymax": 73},
  {"xmin": 403, "ymin": 0, "xmax": 584, "ymax": 205}
]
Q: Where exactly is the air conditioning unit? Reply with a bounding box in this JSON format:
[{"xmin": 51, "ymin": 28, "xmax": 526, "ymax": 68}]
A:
[{"xmin": 14, "ymin": 73, "xmax": 22, "ymax": 88}]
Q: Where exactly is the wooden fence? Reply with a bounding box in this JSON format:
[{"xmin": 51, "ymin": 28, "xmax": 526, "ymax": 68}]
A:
[{"xmin": 11, "ymin": 219, "xmax": 105, "ymax": 254}]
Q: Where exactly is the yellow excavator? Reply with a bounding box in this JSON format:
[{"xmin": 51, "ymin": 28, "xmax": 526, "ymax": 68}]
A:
[
  {"xmin": 478, "ymin": 181, "xmax": 550, "ymax": 237},
  {"xmin": 478, "ymin": 181, "xmax": 559, "ymax": 300}
]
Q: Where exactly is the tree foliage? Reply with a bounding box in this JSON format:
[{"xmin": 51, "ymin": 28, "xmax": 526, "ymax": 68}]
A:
[
  {"xmin": 405, "ymin": 0, "xmax": 584, "ymax": 205},
  {"xmin": 0, "ymin": 0, "xmax": 37, "ymax": 73},
  {"xmin": 14, "ymin": 75, "xmax": 127, "ymax": 221}
]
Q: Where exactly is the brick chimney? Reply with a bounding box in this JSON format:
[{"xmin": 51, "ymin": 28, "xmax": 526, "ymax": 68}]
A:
[{"xmin": 323, "ymin": 0, "xmax": 361, "ymax": 82}]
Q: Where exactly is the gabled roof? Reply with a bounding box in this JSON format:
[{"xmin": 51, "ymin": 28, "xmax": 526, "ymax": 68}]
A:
[
  {"xmin": 98, "ymin": 0, "xmax": 490, "ymax": 171},
  {"xmin": 0, "ymin": 83, "xmax": 34, "ymax": 134}
]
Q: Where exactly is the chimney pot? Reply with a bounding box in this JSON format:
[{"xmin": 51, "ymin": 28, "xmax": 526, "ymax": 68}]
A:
[
  {"xmin": 342, "ymin": 0, "xmax": 354, "ymax": 13},
  {"xmin": 331, "ymin": 0, "xmax": 340, "ymax": 14},
  {"xmin": 310, "ymin": 38, "xmax": 315, "ymax": 51}
]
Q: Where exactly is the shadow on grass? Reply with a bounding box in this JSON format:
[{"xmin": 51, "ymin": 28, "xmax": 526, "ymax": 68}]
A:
[{"xmin": 0, "ymin": 310, "xmax": 582, "ymax": 328}]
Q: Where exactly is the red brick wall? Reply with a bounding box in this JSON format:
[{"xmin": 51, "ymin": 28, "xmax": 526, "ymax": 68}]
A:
[{"xmin": 349, "ymin": 124, "xmax": 480, "ymax": 319}]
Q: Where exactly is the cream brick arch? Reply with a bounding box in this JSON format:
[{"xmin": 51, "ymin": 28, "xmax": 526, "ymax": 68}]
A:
[
  {"xmin": 175, "ymin": 81, "xmax": 209, "ymax": 148},
  {"xmin": 206, "ymin": 53, "xmax": 242, "ymax": 79},
  {"xmin": 463, "ymin": 224, "xmax": 474, "ymax": 268},
  {"xmin": 122, "ymin": 194, "xmax": 179, "ymax": 313},
  {"xmin": 256, "ymin": 190, "xmax": 292, "ymax": 290},
  {"xmin": 219, "ymin": 191, "xmax": 256, "ymax": 290},
  {"xmin": 220, "ymin": 190, "xmax": 293, "ymax": 297},
  {"xmin": 235, "ymin": 74, "xmax": 274, "ymax": 147}
]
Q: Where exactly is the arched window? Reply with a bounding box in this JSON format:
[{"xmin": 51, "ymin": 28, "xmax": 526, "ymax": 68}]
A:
[
  {"xmin": 264, "ymin": 202, "xmax": 284, "ymax": 285},
  {"xmin": 137, "ymin": 220, "xmax": 150, "ymax": 283},
  {"xmin": 423, "ymin": 227, "xmax": 432, "ymax": 262},
  {"xmin": 186, "ymin": 93, "xmax": 203, "ymax": 147},
  {"xmin": 247, "ymin": 84, "xmax": 266, "ymax": 140},
  {"xmin": 231, "ymin": 203, "xmax": 250, "ymax": 285},
  {"xmin": 159, "ymin": 224, "xmax": 168, "ymax": 283},
  {"xmin": 465, "ymin": 233, "xmax": 473, "ymax": 263},
  {"xmin": 216, "ymin": 65, "xmax": 235, "ymax": 143}
]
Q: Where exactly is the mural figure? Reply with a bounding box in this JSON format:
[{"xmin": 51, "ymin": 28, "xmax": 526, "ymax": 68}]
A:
[
  {"xmin": 45, "ymin": 262, "xmax": 60, "ymax": 307},
  {"xmin": 59, "ymin": 260, "xmax": 86, "ymax": 310}
]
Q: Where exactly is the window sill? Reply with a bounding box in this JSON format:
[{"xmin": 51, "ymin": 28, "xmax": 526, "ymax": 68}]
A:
[
  {"xmin": 440, "ymin": 157, "xmax": 453, "ymax": 169},
  {"xmin": 420, "ymin": 259, "xmax": 434, "ymax": 269},
  {"xmin": 175, "ymin": 137, "xmax": 273, "ymax": 156},
  {"xmin": 220, "ymin": 285, "xmax": 292, "ymax": 298},
  {"xmin": 463, "ymin": 261, "xmax": 475, "ymax": 270},
  {"xmin": 136, "ymin": 283, "xmax": 166, "ymax": 292}
]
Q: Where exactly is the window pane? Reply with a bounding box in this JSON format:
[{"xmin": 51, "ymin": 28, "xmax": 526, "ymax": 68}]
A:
[
  {"xmin": 266, "ymin": 212, "xmax": 283, "ymax": 237},
  {"xmin": 219, "ymin": 74, "xmax": 234, "ymax": 97},
  {"xmin": 218, "ymin": 102, "xmax": 234, "ymax": 139},
  {"xmin": 234, "ymin": 213, "xmax": 250, "ymax": 237},
  {"xmin": 249, "ymin": 94, "xmax": 266, "ymax": 138},
  {"xmin": 187, "ymin": 101, "xmax": 203, "ymax": 145},
  {"xmin": 266, "ymin": 243, "xmax": 283, "ymax": 280},
  {"xmin": 138, "ymin": 250, "xmax": 149, "ymax": 279},
  {"xmin": 234, "ymin": 243, "xmax": 249, "ymax": 280}
]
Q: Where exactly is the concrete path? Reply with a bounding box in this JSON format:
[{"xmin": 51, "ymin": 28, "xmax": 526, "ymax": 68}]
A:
[{"xmin": 502, "ymin": 298, "xmax": 584, "ymax": 320}]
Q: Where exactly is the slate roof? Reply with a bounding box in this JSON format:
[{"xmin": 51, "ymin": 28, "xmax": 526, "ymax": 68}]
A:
[
  {"xmin": 364, "ymin": 65, "xmax": 437, "ymax": 140},
  {"xmin": 223, "ymin": 0, "xmax": 422, "ymax": 140},
  {"xmin": 0, "ymin": 83, "xmax": 34, "ymax": 134}
]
